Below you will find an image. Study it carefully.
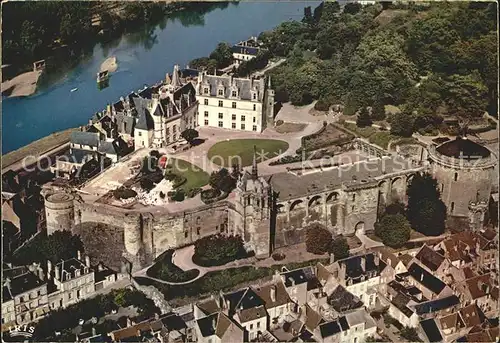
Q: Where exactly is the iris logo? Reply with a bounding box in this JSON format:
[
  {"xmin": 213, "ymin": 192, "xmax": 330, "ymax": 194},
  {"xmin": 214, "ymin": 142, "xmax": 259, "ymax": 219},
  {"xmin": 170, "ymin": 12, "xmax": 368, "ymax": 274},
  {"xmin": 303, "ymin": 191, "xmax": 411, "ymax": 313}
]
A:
[{"xmin": 8, "ymin": 325, "xmax": 35, "ymax": 338}]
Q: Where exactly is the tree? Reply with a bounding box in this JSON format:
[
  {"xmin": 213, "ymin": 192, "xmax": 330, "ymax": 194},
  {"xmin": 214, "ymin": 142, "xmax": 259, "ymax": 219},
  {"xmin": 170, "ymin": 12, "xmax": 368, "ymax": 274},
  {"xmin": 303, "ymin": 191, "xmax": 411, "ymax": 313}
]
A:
[
  {"xmin": 356, "ymin": 107, "xmax": 372, "ymax": 127},
  {"xmin": 374, "ymin": 214, "xmax": 411, "ymax": 248},
  {"xmin": 209, "ymin": 168, "xmax": 236, "ymax": 193},
  {"xmin": 181, "ymin": 128, "xmax": 199, "ymax": 144},
  {"xmin": 385, "ymin": 201, "xmax": 406, "ymax": 216},
  {"xmin": 209, "ymin": 42, "xmax": 233, "ymax": 69},
  {"xmin": 306, "ymin": 224, "xmax": 332, "ymax": 255},
  {"xmin": 371, "ymin": 102, "xmax": 386, "ymax": 121},
  {"xmin": 407, "ymin": 173, "xmax": 446, "ymax": 236},
  {"xmin": 330, "ymin": 236, "xmax": 349, "ymax": 260},
  {"xmin": 194, "ymin": 234, "xmax": 247, "ymax": 266},
  {"xmin": 343, "ymin": 2, "xmax": 362, "ymax": 15},
  {"xmin": 390, "ymin": 111, "xmax": 415, "ymax": 137}
]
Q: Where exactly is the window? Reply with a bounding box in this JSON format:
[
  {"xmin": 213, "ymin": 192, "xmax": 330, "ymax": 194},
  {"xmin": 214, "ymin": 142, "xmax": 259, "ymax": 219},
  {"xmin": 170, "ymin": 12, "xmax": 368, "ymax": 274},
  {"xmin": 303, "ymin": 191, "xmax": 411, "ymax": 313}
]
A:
[
  {"xmin": 218, "ymin": 100, "xmax": 223, "ymax": 107},
  {"xmin": 232, "ymin": 102, "xmax": 237, "ymax": 108},
  {"xmin": 253, "ymin": 93, "xmax": 257, "ymax": 100},
  {"xmin": 218, "ymin": 89, "xmax": 224, "ymax": 96},
  {"xmin": 354, "ymin": 338, "xmax": 358, "ymax": 343},
  {"xmin": 454, "ymin": 172, "xmax": 458, "ymax": 181},
  {"xmin": 451, "ymin": 202, "xmax": 455, "ymax": 212},
  {"xmin": 197, "ymin": 227, "xmax": 200, "ymax": 235},
  {"xmin": 253, "ymin": 117, "xmax": 256, "ymax": 123},
  {"xmin": 220, "ymin": 225, "xmax": 224, "ymax": 233},
  {"xmin": 204, "ymin": 120, "xmax": 209, "ymax": 125},
  {"xmin": 257, "ymin": 322, "xmax": 260, "ymax": 329},
  {"xmin": 232, "ymin": 123, "xmax": 236, "ymax": 129},
  {"xmin": 204, "ymin": 87, "xmax": 209, "ymax": 94},
  {"xmin": 68, "ymin": 292, "xmax": 73, "ymax": 300},
  {"xmin": 250, "ymin": 324, "xmax": 253, "ymax": 330},
  {"xmin": 253, "ymin": 104, "xmax": 256, "ymax": 111},
  {"xmin": 184, "ymin": 231, "xmax": 188, "ymax": 238},
  {"xmin": 218, "ymin": 113, "xmax": 223, "ymax": 119},
  {"xmin": 232, "ymin": 91, "xmax": 237, "ymax": 97},
  {"xmin": 232, "ymin": 114, "xmax": 236, "ymax": 120},
  {"xmin": 173, "ymin": 134, "xmax": 176, "ymax": 141},
  {"xmin": 253, "ymin": 125, "xmax": 257, "ymax": 131},
  {"xmin": 218, "ymin": 121, "xmax": 223, "ymax": 127},
  {"xmin": 204, "ymin": 99, "xmax": 208, "ymax": 105},
  {"xmin": 241, "ymin": 124, "xmax": 245, "ymax": 130},
  {"xmin": 352, "ymin": 194, "xmax": 356, "ymax": 201},
  {"xmin": 204, "ymin": 111, "xmax": 209, "ymax": 117},
  {"xmin": 241, "ymin": 115, "xmax": 246, "ymax": 121},
  {"xmin": 173, "ymin": 125, "xmax": 176, "ymax": 132}
]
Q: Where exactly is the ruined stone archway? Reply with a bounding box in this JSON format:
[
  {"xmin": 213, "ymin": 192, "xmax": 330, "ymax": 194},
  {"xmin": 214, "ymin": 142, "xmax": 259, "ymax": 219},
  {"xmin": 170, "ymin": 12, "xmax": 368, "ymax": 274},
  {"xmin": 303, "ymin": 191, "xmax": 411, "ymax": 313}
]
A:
[
  {"xmin": 391, "ymin": 177, "xmax": 404, "ymax": 202},
  {"xmin": 326, "ymin": 192, "xmax": 339, "ymax": 203},
  {"xmin": 276, "ymin": 204, "xmax": 285, "ymax": 213},
  {"xmin": 355, "ymin": 221, "xmax": 365, "ymax": 235},
  {"xmin": 289, "ymin": 199, "xmax": 305, "ymax": 212},
  {"xmin": 308, "ymin": 195, "xmax": 322, "ymax": 208}
]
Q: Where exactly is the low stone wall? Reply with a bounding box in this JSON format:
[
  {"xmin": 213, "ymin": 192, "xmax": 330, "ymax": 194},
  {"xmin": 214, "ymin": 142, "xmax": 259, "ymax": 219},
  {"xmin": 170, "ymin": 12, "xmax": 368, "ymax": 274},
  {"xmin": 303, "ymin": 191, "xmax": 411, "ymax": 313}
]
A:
[{"xmin": 132, "ymin": 278, "xmax": 171, "ymax": 314}]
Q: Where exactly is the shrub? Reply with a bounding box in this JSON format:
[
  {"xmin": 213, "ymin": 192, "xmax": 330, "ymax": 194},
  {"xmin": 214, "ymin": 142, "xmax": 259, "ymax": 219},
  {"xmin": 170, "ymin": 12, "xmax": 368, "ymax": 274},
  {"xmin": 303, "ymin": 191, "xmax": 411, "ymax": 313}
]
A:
[
  {"xmin": 272, "ymin": 252, "xmax": 286, "ymax": 261},
  {"xmin": 201, "ymin": 188, "xmax": 221, "ymax": 202},
  {"xmin": 140, "ymin": 178, "xmax": 155, "ymax": 192},
  {"xmin": 113, "ymin": 187, "xmax": 137, "ymax": 199},
  {"xmin": 374, "ymin": 214, "xmax": 411, "ymax": 248},
  {"xmin": 150, "ymin": 150, "xmax": 161, "ymax": 158},
  {"xmin": 330, "ymin": 236, "xmax": 349, "ymax": 260},
  {"xmin": 193, "ymin": 234, "xmax": 248, "ymax": 267},
  {"xmin": 170, "ymin": 189, "xmax": 185, "ymax": 202},
  {"xmin": 306, "ymin": 224, "xmax": 332, "ymax": 255},
  {"xmin": 186, "ymin": 187, "xmax": 202, "ymax": 198},
  {"xmin": 276, "ymin": 119, "xmax": 284, "ymax": 126},
  {"xmin": 314, "ymin": 98, "xmax": 330, "ymax": 111}
]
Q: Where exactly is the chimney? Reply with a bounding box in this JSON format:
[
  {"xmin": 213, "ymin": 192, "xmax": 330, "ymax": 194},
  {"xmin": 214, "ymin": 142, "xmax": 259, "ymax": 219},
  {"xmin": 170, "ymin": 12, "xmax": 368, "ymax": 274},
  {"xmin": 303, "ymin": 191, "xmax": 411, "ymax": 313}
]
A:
[
  {"xmin": 225, "ymin": 299, "xmax": 230, "ymax": 310},
  {"xmin": 98, "ymin": 263, "xmax": 104, "ymax": 272},
  {"xmin": 85, "ymin": 255, "xmax": 91, "ymax": 268},
  {"xmin": 360, "ymin": 256, "xmax": 366, "ymax": 272},
  {"xmin": 47, "ymin": 260, "xmax": 53, "ymax": 280},
  {"xmin": 270, "ymin": 286, "xmax": 276, "ymax": 302},
  {"xmin": 38, "ymin": 267, "xmax": 45, "ymax": 281},
  {"xmin": 330, "ymin": 253, "xmax": 335, "ymax": 264},
  {"xmin": 476, "ymin": 241, "xmax": 480, "ymax": 253},
  {"xmin": 55, "ymin": 265, "xmax": 60, "ymax": 280},
  {"xmin": 126, "ymin": 317, "xmax": 133, "ymax": 328},
  {"xmin": 420, "ymin": 272, "xmax": 424, "ymax": 282},
  {"xmin": 77, "ymin": 250, "xmax": 82, "ymax": 260},
  {"xmin": 374, "ymin": 254, "xmax": 380, "ymax": 267},
  {"xmin": 92, "ymin": 327, "xmax": 96, "ymax": 337},
  {"xmin": 386, "ymin": 257, "xmax": 392, "ymax": 267},
  {"xmin": 4, "ymin": 278, "xmax": 11, "ymax": 293},
  {"xmin": 212, "ymin": 316, "xmax": 217, "ymax": 331},
  {"xmin": 289, "ymin": 278, "xmax": 295, "ymax": 287}
]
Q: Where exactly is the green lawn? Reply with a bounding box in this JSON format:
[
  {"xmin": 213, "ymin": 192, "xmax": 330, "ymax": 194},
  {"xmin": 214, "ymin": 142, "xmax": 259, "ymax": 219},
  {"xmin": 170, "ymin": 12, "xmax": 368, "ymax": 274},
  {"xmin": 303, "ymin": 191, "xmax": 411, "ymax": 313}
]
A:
[
  {"xmin": 207, "ymin": 139, "xmax": 289, "ymax": 167},
  {"xmin": 166, "ymin": 158, "xmax": 209, "ymax": 192}
]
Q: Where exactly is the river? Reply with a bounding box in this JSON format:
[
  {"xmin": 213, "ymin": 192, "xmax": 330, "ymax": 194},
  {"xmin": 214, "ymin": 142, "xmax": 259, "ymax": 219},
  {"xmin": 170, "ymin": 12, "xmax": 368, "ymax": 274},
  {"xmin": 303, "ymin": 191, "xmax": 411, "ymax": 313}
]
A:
[{"xmin": 2, "ymin": 1, "xmax": 318, "ymax": 154}]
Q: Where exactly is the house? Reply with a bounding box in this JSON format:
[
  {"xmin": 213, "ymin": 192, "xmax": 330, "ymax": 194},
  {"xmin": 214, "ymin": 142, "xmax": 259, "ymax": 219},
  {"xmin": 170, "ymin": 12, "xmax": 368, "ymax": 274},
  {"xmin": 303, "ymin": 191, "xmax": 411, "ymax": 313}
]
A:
[
  {"xmin": 196, "ymin": 72, "xmax": 274, "ymax": 133},
  {"xmin": 405, "ymin": 263, "xmax": 453, "ymax": 300},
  {"xmin": 411, "ymin": 244, "xmax": 451, "ymax": 278},
  {"xmin": 2, "ymin": 264, "xmax": 49, "ymax": 327},
  {"xmin": 376, "ymin": 247, "xmax": 408, "ymax": 274},
  {"xmin": 410, "ymin": 295, "xmax": 461, "ymax": 319},
  {"xmin": 195, "ymin": 312, "xmax": 244, "ymax": 343},
  {"xmin": 458, "ymin": 304, "xmax": 489, "ymax": 330},
  {"xmin": 195, "ymin": 297, "xmax": 221, "ymax": 320},
  {"xmin": 278, "ymin": 266, "xmax": 318, "ymax": 309},
  {"xmin": 453, "ymin": 273, "xmax": 495, "ymax": 312},
  {"xmin": 47, "ymin": 254, "xmax": 95, "ymax": 310},
  {"xmin": 253, "ymin": 280, "xmax": 293, "ymax": 328},
  {"xmin": 386, "ymin": 292, "xmax": 420, "ymax": 328},
  {"xmin": 220, "ymin": 288, "xmax": 267, "ymax": 341},
  {"xmin": 324, "ymin": 252, "xmax": 390, "ymax": 308},
  {"xmin": 438, "ymin": 312, "xmax": 467, "ymax": 342},
  {"xmin": 325, "ymin": 285, "xmax": 363, "ymax": 315},
  {"xmin": 232, "ymin": 37, "xmax": 261, "ymax": 65}
]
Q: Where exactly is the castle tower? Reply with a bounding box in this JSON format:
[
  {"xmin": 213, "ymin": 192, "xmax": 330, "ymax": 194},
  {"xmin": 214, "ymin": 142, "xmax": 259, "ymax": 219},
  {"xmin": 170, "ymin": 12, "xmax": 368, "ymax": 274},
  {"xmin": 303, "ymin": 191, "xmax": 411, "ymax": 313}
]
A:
[
  {"xmin": 231, "ymin": 149, "xmax": 272, "ymax": 258},
  {"xmin": 264, "ymin": 76, "xmax": 275, "ymax": 127}
]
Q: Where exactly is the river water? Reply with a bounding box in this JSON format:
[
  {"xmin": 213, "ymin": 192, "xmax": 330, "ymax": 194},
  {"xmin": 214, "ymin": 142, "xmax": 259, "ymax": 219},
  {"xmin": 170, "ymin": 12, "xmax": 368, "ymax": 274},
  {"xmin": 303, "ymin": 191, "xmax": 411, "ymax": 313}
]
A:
[{"xmin": 2, "ymin": 1, "xmax": 317, "ymax": 154}]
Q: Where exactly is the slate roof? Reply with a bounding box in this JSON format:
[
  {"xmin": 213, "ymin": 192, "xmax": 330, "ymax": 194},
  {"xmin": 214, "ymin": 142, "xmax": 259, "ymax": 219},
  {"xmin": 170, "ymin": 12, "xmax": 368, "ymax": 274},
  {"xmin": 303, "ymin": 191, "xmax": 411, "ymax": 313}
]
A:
[
  {"xmin": 319, "ymin": 316, "xmax": 349, "ymax": 338},
  {"xmin": 55, "ymin": 258, "xmax": 89, "ymax": 282},
  {"xmin": 459, "ymin": 304, "xmax": 486, "ymax": 328},
  {"xmin": 391, "ymin": 293, "xmax": 414, "ymax": 318},
  {"xmin": 200, "ymin": 74, "xmax": 264, "ymax": 101},
  {"xmin": 114, "ymin": 113, "xmax": 135, "ymax": 135},
  {"xmin": 338, "ymin": 253, "xmax": 387, "ymax": 285},
  {"xmin": 133, "ymin": 97, "xmax": 155, "ymax": 130},
  {"xmin": 304, "ymin": 304, "xmax": 324, "ymax": 331},
  {"xmin": 3, "ymin": 271, "xmax": 46, "ymax": 301},
  {"xmin": 197, "ymin": 313, "xmax": 217, "ymax": 337},
  {"xmin": 282, "ymin": 266, "xmax": 315, "ymax": 287},
  {"xmin": 232, "ymin": 45, "xmax": 259, "ymax": 56},
  {"xmin": 408, "ymin": 263, "xmax": 446, "ymax": 295},
  {"xmin": 412, "ymin": 295, "xmax": 460, "ymax": 315},
  {"xmin": 327, "ymin": 285, "xmax": 363, "ymax": 313},
  {"xmin": 440, "ymin": 313, "xmax": 464, "ymax": 331},
  {"xmin": 420, "ymin": 318, "xmax": 443, "ymax": 342},
  {"xmin": 160, "ymin": 313, "xmax": 187, "ymax": 332},
  {"xmin": 71, "ymin": 131, "xmax": 100, "ymax": 147},
  {"xmin": 97, "ymin": 138, "xmax": 128, "ymax": 156},
  {"xmin": 464, "ymin": 274, "xmax": 492, "ymax": 300},
  {"xmin": 67, "ymin": 148, "xmax": 95, "ymax": 164},
  {"xmin": 222, "ymin": 288, "xmax": 266, "ymax": 322},
  {"xmin": 415, "ymin": 245, "xmax": 446, "ymax": 271},
  {"xmin": 436, "ymin": 137, "xmax": 491, "ymax": 159},
  {"xmin": 270, "ymin": 157, "xmax": 415, "ymax": 201}
]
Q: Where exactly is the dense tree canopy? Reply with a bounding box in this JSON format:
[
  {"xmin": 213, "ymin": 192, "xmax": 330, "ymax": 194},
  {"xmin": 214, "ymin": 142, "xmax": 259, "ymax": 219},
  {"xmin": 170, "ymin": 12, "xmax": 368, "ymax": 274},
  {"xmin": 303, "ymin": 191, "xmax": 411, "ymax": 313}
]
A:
[
  {"xmin": 306, "ymin": 224, "xmax": 332, "ymax": 255},
  {"xmin": 265, "ymin": 1, "xmax": 497, "ymax": 132},
  {"xmin": 375, "ymin": 213, "xmax": 411, "ymax": 248},
  {"xmin": 407, "ymin": 173, "xmax": 447, "ymax": 236},
  {"xmin": 330, "ymin": 236, "xmax": 349, "ymax": 261}
]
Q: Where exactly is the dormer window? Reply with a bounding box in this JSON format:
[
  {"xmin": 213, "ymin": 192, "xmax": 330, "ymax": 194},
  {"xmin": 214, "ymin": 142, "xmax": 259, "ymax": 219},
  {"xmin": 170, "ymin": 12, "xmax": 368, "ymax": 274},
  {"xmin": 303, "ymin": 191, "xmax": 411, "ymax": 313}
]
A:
[
  {"xmin": 253, "ymin": 93, "xmax": 257, "ymax": 100},
  {"xmin": 218, "ymin": 89, "xmax": 224, "ymax": 96},
  {"xmin": 204, "ymin": 87, "xmax": 209, "ymax": 95},
  {"xmin": 232, "ymin": 90, "xmax": 237, "ymax": 97}
]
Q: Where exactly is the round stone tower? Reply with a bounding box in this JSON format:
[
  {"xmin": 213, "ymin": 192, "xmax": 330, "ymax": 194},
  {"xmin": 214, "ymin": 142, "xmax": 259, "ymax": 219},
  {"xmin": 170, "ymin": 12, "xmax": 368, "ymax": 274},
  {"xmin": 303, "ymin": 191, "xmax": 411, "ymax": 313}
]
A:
[
  {"xmin": 428, "ymin": 137, "xmax": 496, "ymax": 229},
  {"xmin": 44, "ymin": 192, "xmax": 75, "ymax": 235}
]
